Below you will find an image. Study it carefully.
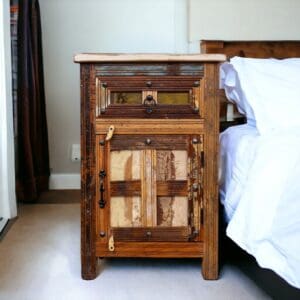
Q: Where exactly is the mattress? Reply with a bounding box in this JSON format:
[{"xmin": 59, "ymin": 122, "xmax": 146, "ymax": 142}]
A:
[
  {"xmin": 219, "ymin": 124, "xmax": 259, "ymax": 221},
  {"xmin": 220, "ymin": 124, "xmax": 300, "ymax": 288}
]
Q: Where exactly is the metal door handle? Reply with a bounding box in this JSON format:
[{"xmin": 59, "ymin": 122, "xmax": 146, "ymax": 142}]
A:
[
  {"xmin": 99, "ymin": 182, "xmax": 106, "ymax": 208},
  {"xmin": 99, "ymin": 169, "xmax": 106, "ymax": 208}
]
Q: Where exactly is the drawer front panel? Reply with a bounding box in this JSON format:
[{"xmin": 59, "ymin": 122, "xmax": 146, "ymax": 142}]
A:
[{"xmin": 95, "ymin": 75, "xmax": 203, "ymax": 118}]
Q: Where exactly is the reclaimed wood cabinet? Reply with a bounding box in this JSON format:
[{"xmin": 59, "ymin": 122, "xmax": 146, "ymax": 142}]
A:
[{"xmin": 74, "ymin": 54, "xmax": 226, "ymax": 280}]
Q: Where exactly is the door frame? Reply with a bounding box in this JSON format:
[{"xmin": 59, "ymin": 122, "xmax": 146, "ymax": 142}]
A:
[{"xmin": 0, "ymin": 0, "xmax": 17, "ymax": 220}]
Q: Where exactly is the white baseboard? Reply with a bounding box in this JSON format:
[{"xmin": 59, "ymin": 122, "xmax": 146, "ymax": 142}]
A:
[
  {"xmin": 49, "ymin": 173, "xmax": 80, "ymax": 190},
  {"xmin": 0, "ymin": 217, "xmax": 8, "ymax": 234}
]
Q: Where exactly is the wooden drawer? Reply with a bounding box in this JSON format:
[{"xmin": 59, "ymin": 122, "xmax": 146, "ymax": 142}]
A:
[{"xmin": 95, "ymin": 74, "xmax": 204, "ymax": 118}]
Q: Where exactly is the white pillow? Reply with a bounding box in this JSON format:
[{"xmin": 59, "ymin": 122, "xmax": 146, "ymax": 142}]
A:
[
  {"xmin": 220, "ymin": 61, "xmax": 256, "ymax": 126},
  {"xmin": 220, "ymin": 57, "xmax": 300, "ymax": 134}
]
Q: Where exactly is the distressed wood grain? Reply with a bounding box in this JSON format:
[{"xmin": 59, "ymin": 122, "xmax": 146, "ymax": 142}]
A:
[
  {"xmin": 76, "ymin": 56, "xmax": 222, "ymax": 281},
  {"xmin": 80, "ymin": 64, "xmax": 97, "ymax": 280},
  {"xmin": 110, "ymin": 196, "xmax": 142, "ymax": 227}
]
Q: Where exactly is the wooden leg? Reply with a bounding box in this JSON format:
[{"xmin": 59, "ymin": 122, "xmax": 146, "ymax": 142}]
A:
[
  {"xmin": 80, "ymin": 64, "xmax": 97, "ymax": 281},
  {"xmin": 201, "ymin": 63, "xmax": 219, "ymax": 280},
  {"xmin": 201, "ymin": 206, "xmax": 219, "ymax": 280},
  {"xmin": 81, "ymin": 255, "xmax": 97, "ymax": 280},
  {"xmin": 202, "ymin": 251, "xmax": 219, "ymax": 280}
]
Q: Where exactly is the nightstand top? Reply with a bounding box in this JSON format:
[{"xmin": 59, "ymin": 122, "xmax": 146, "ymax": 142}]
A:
[{"xmin": 74, "ymin": 53, "xmax": 226, "ymax": 63}]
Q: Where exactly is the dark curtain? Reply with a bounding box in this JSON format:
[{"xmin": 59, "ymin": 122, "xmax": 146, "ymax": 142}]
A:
[{"xmin": 17, "ymin": 0, "xmax": 50, "ymax": 202}]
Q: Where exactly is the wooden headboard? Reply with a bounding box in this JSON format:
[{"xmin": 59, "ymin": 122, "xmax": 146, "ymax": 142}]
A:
[
  {"xmin": 201, "ymin": 40, "xmax": 300, "ymax": 59},
  {"xmin": 201, "ymin": 40, "xmax": 300, "ymax": 120}
]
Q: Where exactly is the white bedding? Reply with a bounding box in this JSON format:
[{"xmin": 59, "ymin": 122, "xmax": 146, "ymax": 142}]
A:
[{"xmin": 220, "ymin": 124, "xmax": 300, "ymax": 288}]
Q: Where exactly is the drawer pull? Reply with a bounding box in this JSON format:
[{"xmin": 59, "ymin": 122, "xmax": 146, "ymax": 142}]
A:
[
  {"xmin": 145, "ymin": 138, "xmax": 151, "ymax": 145},
  {"xmin": 146, "ymin": 81, "xmax": 152, "ymax": 87},
  {"xmin": 143, "ymin": 94, "xmax": 157, "ymax": 106},
  {"xmin": 144, "ymin": 95, "xmax": 156, "ymax": 114}
]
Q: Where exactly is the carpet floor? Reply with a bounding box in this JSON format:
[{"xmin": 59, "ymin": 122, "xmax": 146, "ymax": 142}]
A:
[{"xmin": 0, "ymin": 191, "xmax": 299, "ymax": 300}]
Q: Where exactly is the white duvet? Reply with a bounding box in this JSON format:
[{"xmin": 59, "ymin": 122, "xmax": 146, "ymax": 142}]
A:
[{"xmin": 220, "ymin": 125, "xmax": 300, "ymax": 288}]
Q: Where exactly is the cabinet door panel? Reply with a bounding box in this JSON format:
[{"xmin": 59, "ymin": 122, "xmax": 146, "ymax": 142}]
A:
[
  {"xmin": 110, "ymin": 150, "xmax": 143, "ymax": 228},
  {"xmin": 110, "ymin": 196, "xmax": 142, "ymax": 227},
  {"xmin": 101, "ymin": 134, "xmax": 203, "ymax": 242},
  {"xmin": 157, "ymin": 196, "xmax": 188, "ymax": 227},
  {"xmin": 110, "ymin": 150, "xmax": 141, "ymax": 181},
  {"xmin": 156, "ymin": 150, "xmax": 187, "ymax": 180}
]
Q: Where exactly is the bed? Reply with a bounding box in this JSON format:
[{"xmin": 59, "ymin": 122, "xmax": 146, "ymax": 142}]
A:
[{"xmin": 201, "ymin": 40, "xmax": 300, "ymax": 288}]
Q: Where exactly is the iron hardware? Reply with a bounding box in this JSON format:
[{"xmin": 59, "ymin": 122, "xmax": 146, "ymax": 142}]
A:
[
  {"xmin": 143, "ymin": 94, "xmax": 157, "ymax": 106},
  {"xmin": 99, "ymin": 170, "xmax": 106, "ymax": 178},
  {"xmin": 189, "ymin": 229, "xmax": 199, "ymax": 240},
  {"xmin": 146, "ymin": 107, "xmax": 153, "ymax": 114},
  {"xmin": 146, "ymin": 94, "xmax": 153, "ymax": 101},
  {"xmin": 146, "ymin": 81, "xmax": 152, "ymax": 87},
  {"xmin": 200, "ymin": 151, "xmax": 205, "ymax": 166},
  {"xmin": 99, "ymin": 179, "xmax": 106, "ymax": 208},
  {"xmin": 145, "ymin": 138, "xmax": 151, "ymax": 145},
  {"xmin": 192, "ymin": 183, "xmax": 198, "ymax": 191},
  {"xmin": 99, "ymin": 231, "xmax": 106, "ymax": 237},
  {"xmin": 143, "ymin": 95, "xmax": 156, "ymax": 114},
  {"xmin": 193, "ymin": 81, "xmax": 200, "ymax": 87},
  {"xmin": 192, "ymin": 138, "xmax": 199, "ymax": 144},
  {"xmin": 146, "ymin": 231, "xmax": 152, "ymax": 237}
]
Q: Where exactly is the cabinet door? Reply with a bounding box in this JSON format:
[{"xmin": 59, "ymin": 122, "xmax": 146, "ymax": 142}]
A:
[{"xmin": 98, "ymin": 134, "xmax": 204, "ymax": 243}]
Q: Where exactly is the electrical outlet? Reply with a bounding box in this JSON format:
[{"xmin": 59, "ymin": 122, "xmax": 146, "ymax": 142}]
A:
[{"xmin": 71, "ymin": 144, "xmax": 81, "ymax": 162}]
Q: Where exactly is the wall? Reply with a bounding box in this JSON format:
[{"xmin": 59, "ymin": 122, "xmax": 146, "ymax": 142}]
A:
[
  {"xmin": 39, "ymin": 0, "xmax": 300, "ymax": 189},
  {"xmin": 39, "ymin": 0, "xmax": 196, "ymax": 189},
  {"xmin": 0, "ymin": 0, "xmax": 17, "ymax": 218},
  {"xmin": 189, "ymin": 0, "xmax": 300, "ymax": 41}
]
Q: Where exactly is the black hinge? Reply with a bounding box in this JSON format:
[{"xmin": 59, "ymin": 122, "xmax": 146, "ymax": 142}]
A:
[
  {"xmin": 200, "ymin": 151, "xmax": 204, "ymax": 166},
  {"xmin": 189, "ymin": 228, "xmax": 199, "ymax": 241},
  {"xmin": 200, "ymin": 207, "xmax": 204, "ymax": 225}
]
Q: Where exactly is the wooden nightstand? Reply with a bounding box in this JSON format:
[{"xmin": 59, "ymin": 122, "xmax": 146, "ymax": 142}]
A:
[{"xmin": 74, "ymin": 53, "xmax": 226, "ymax": 280}]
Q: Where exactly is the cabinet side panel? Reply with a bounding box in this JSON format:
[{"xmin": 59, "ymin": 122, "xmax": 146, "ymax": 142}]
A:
[
  {"xmin": 81, "ymin": 64, "xmax": 97, "ymax": 280},
  {"xmin": 202, "ymin": 63, "xmax": 219, "ymax": 280}
]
